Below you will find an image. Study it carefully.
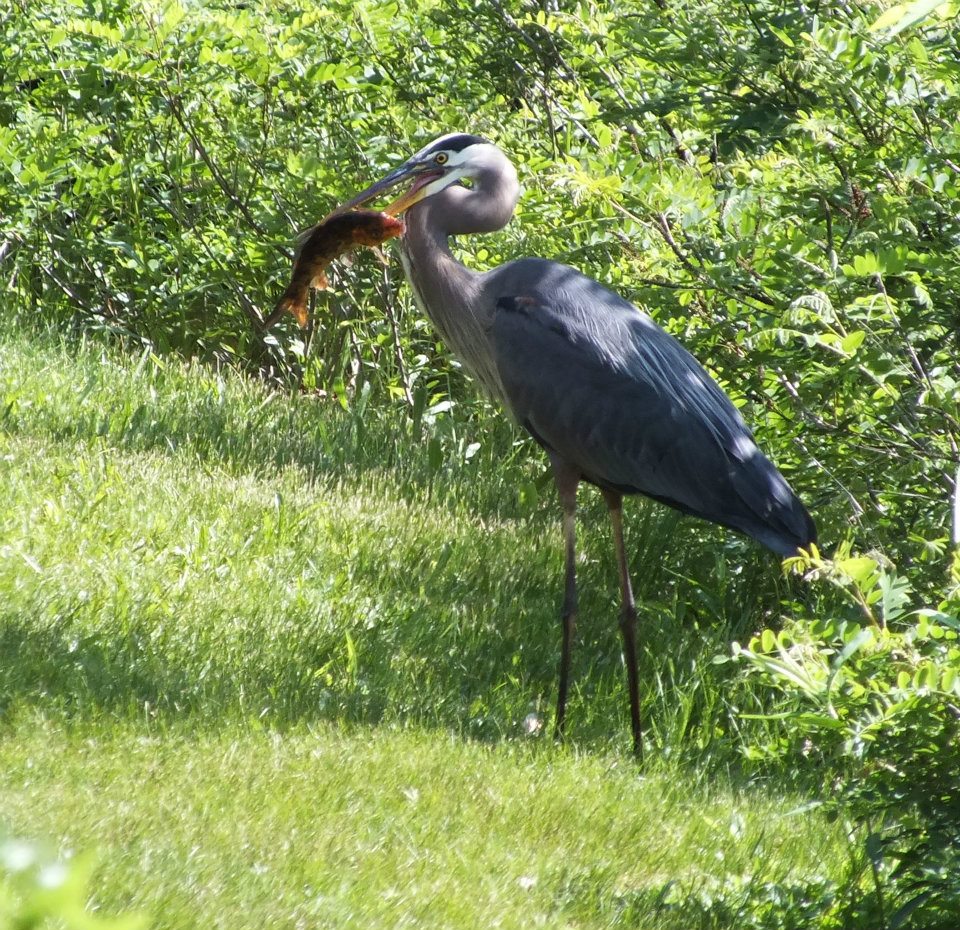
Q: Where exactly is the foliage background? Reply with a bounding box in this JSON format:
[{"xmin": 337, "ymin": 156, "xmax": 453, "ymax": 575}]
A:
[
  {"xmin": 3, "ymin": 0, "xmax": 960, "ymax": 927},
  {"xmin": 3, "ymin": 0, "xmax": 959, "ymax": 566}
]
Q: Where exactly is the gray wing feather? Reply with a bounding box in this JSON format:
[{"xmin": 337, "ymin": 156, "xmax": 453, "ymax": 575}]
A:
[{"xmin": 485, "ymin": 260, "xmax": 815, "ymax": 555}]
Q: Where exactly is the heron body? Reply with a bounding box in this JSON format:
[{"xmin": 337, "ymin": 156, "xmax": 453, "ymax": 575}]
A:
[{"xmin": 337, "ymin": 133, "xmax": 816, "ymax": 754}]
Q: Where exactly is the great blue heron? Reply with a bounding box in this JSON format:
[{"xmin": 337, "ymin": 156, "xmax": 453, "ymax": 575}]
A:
[{"xmin": 336, "ymin": 133, "xmax": 816, "ymax": 755}]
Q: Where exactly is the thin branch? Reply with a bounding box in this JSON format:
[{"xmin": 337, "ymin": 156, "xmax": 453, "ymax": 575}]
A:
[
  {"xmin": 652, "ymin": 211, "xmax": 705, "ymax": 279},
  {"xmin": 165, "ymin": 96, "xmax": 271, "ymax": 239}
]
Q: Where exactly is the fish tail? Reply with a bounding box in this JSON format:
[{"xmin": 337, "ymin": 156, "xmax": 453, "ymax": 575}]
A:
[
  {"xmin": 277, "ymin": 290, "xmax": 309, "ymax": 328},
  {"xmin": 263, "ymin": 283, "xmax": 309, "ymax": 329},
  {"xmin": 265, "ymin": 270, "xmax": 329, "ymax": 330}
]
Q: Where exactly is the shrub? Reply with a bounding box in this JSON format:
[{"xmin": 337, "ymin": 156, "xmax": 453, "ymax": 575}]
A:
[{"xmin": 733, "ymin": 547, "xmax": 960, "ymax": 928}]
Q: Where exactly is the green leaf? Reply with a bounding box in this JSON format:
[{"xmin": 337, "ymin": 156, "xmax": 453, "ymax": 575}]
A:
[
  {"xmin": 837, "ymin": 557, "xmax": 880, "ymax": 587},
  {"xmin": 767, "ymin": 24, "xmax": 795, "ymax": 47},
  {"xmin": 889, "ymin": 891, "xmax": 934, "ymax": 930},
  {"xmin": 833, "ymin": 628, "xmax": 874, "ymax": 670},
  {"xmin": 869, "ymin": 0, "xmax": 951, "ymax": 37},
  {"xmin": 844, "ymin": 253, "xmax": 881, "ymax": 278},
  {"xmin": 841, "ymin": 331, "xmax": 865, "ymax": 354},
  {"xmin": 427, "ymin": 437, "xmax": 443, "ymax": 473}
]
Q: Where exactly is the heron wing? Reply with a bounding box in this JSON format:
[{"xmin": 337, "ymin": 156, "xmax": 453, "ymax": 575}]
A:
[{"xmin": 486, "ymin": 261, "xmax": 814, "ymax": 554}]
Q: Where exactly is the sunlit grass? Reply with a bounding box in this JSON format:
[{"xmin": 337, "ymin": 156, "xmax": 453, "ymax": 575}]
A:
[
  {"xmin": 0, "ymin": 717, "xmax": 847, "ymax": 930},
  {"xmin": 0, "ymin": 328, "xmax": 853, "ymax": 927},
  {"xmin": 0, "ymin": 328, "xmax": 794, "ymax": 748}
]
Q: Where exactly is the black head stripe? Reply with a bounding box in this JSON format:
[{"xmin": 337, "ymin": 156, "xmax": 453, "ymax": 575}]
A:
[{"xmin": 418, "ymin": 133, "xmax": 489, "ymax": 158}]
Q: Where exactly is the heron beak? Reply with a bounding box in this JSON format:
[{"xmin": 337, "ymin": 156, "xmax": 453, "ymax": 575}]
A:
[
  {"xmin": 333, "ymin": 161, "xmax": 443, "ymax": 216},
  {"xmin": 331, "ymin": 163, "xmax": 414, "ymax": 214},
  {"xmin": 382, "ymin": 170, "xmax": 446, "ymax": 215},
  {"xmin": 330, "ymin": 162, "xmax": 452, "ymax": 216}
]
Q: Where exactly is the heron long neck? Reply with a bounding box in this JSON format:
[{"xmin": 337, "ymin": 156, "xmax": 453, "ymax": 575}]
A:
[{"xmin": 400, "ymin": 209, "xmax": 504, "ymax": 400}]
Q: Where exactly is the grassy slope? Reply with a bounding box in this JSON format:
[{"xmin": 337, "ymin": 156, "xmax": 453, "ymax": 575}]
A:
[{"xmin": 0, "ymin": 330, "xmax": 850, "ymax": 928}]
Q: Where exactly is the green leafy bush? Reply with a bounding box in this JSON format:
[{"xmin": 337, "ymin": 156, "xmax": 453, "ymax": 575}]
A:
[
  {"xmin": 3, "ymin": 0, "xmax": 960, "ymax": 575},
  {"xmin": 733, "ymin": 548, "xmax": 960, "ymax": 928}
]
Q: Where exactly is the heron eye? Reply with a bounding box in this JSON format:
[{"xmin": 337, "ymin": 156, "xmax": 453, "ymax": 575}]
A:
[{"xmin": 435, "ymin": 152, "xmax": 448, "ymax": 165}]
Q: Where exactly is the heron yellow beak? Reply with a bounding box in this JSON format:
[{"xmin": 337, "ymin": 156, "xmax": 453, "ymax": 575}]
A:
[{"xmin": 383, "ymin": 179, "xmax": 438, "ymax": 215}]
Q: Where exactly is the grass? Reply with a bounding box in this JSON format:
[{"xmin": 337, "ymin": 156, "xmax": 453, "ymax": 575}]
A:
[
  {"xmin": 0, "ymin": 327, "xmax": 855, "ymax": 928},
  {"xmin": 0, "ymin": 718, "xmax": 844, "ymax": 930}
]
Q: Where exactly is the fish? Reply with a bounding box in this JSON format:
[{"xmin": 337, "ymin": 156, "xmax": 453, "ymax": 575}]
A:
[{"xmin": 266, "ymin": 209, "xmax": 404, "ymax": 329}]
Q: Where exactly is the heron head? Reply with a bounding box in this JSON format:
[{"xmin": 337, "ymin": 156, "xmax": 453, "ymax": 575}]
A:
[{"xmin": 334, "ymin": 133, "xmax": 511, "ymax": 217}]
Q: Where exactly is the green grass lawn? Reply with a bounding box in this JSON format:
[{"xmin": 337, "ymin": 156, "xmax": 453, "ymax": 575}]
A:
[
  {"xmin": 0, "ymin": 329, "xmax": 853, "ymax": 928},
  {"xmin": 0, "ymin": 719, "xmax": 844, "ymax": 930}
]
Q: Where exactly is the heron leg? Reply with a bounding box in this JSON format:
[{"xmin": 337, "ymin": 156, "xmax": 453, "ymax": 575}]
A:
[
  {"xmin": 603, "ymin": 490, "xmax": 643, "ymax": 758},
  {"xmin": 551, "ymin": 458, "xmax": 580, "ymax": 743}
]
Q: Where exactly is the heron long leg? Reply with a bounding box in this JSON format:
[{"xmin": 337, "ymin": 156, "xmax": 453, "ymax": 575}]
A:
[
  {"xmin": 603, "ymin": 490, "xmax": 643, "ymax": 758},
  {"xmin": 551, "ymin": 458, "xmax": 580, "ymax": 743}
]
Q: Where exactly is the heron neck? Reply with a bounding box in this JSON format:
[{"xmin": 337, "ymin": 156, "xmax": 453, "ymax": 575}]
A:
[{"xmin": 400, "ymin": 208, "xmax": 503, "ymax": 399}]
